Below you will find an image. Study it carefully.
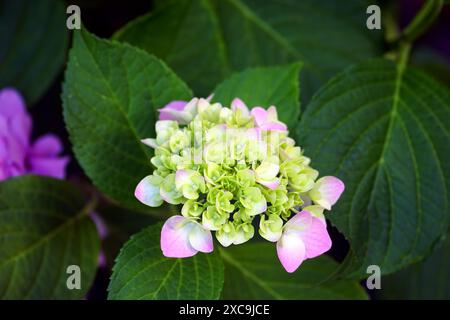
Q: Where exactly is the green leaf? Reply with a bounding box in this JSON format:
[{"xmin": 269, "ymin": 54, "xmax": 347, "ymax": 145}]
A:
[
  {"xmin": 62, "ymin": 28, "xmax": 192, "ymax": 210},
  {"xmin": 212, "ymin": 64, "xmax": 301, "ymax": 130},
  {"xmin": 298, "ymin": 59, "xmax": 450, "ymax": 278},
  {"xmin": 0, "ymin": 0, "xmax": 69, "ymax": 104},
  {"xmin": 380, "ymin": 233, "xmax": 450, "ymax": 299},
  {"xmin": 220, "ymin": 243, "xmax": 367, "ymax": 299},
  {"xmin": 108, "ymin": 223, "xmax": 224, "ymax": 299},
  {"xmin": 410, "ymin": 47, "xmax": 450, "ymax": 88},
  {"xmin": 114, "ymin": 0, "xmax": 230, "ymax": 97},
  {"xmin": 0, "ymin": 176, "xmax": 100, "ymax": 299},
  {"xmin": 98, "ymin": 204, "xmax": 160, "ymax": 237},
  {"xmin": 114, "ymin": 0, "xmax": 382, "ymax": 104},
  {"xmin": 96, "ymin": 203, "xmax": 176, "ymax": 268}
]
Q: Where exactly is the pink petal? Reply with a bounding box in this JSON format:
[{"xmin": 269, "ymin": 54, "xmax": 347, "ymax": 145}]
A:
[
  {"xmin": 250, "ymin": 107, "xmax": 267, "ymax": 127},
  {"xmin": 277, "ymin": 232, "xmax": 306, "ymax": 273},
  {"xmin": 250, "ymin": 106, "xmax": 287, "ymax": 132},
  {"xmin": 253, "ymin": 199, "xmax": 267, "ymax": 215},
  {"xmin": 141, "ymin": 138, "xmax": 158, "ymax": 149},
  {"xmin": 284, "ymin": 210, "xmax": 313, "ymax": 231},
  {"xmin": 303, "ymin": 205, "xmax": 326, "ymax": 226},
  {"xmin": 257, "ymin": 178, "xmax": 280, "ymax": 190},
  {"xmin": 206, "ymin": 94, "xmax": 214, "ymax": 102},
  {"xmin": 175, "ymin": 169, "xmax": 190, "ymax": 188},
  {"xmin": 260, "ymin": 122, "xmax": 287, "ymax": 131},
  {"xmin": 246, "ymin": 127, "xmax": 262, "ymax": 141},
  {"xmin": 175, "ymin": 169, "xmax": 189, "ymax": 186},
  {"xmin": 315, "ymin": 176, "xmax": 345, "ymax": 210},
  {"xmin": 160, "ymin": 216, "xmax": 198, "ymax": 258},
  {"xmin": 135, "ymin": 175, "xmax": 163, "ymax": 207},
  {"xmin": 188, "ymin": 224, "xmax": 213, "ymax": 253},
  {"xmin": 161, "ymin": 101, "xmax": 188, "ymax": 112},
  {"xmin": 300, "ymin": 215, "xmax": 332, "ymax": 259},
  {"xmin": 158, "ymin": 101, "xmax": 190, "ymax": 122},
  {"xmin": 0, "ymin": 88, "xmax": 27, "ymax": 118},
  {"xmin": 197, "ymin": 98, "xmax": 210, "ymax": 110},
  {"xmin": 30, "ymin": 134, "xmax": 63, "ymax": 157},
  {"xmin": 231, "ymin": 98, "xmax": 250, "ymax": 116},
  {"xmin": 267, "ymin": 106, "xmax": 278, "ymax": 121},
  {"xmin": 28, "ymin": 156, "xmax": 70, "ymax": 179},
  {"xmin": 158, "ymin": 110, "xmax": 191, "ymax": 123}
]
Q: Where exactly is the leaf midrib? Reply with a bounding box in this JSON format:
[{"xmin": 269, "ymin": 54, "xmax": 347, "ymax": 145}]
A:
[
  {"xmin": 0, "ymin": 200, "xmax": 91, "ymax": 269},
  {"xmin": 223, "ymin": 0, "xmax": 302, "ymax": 60},
  {"xmin": 344, "ymin": 60, "xmax": 408, "ymax": 271},
  {"xmin": 77, "ymin": 31, "xmax": 152, "ymax": 170}
]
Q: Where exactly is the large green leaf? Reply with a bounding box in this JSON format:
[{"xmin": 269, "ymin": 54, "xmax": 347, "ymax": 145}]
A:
[
  {"xmin": 379, "ymin": 233, "xmax": 450, "ymax": 299},
  {"xmin": 298, "ymin": 59, "xmax": 450, "ymax": 278},
  {"xmin": 0, "ymin": 0, "xmax": 69, "ymax": 104},
  {"xmin": 108, "ymin": 223, "xmax": 224, "ymax": 299},
  {"xmin": 212, "ymin": 64, "xmax": 301, "ymax": 130},
  {"xmin": 62, "ymin": 28, "xmax": 192, "ymax": 210},
  {"xmin": 114, "ymin": 0, "xmax": 229, "ymax": 97},
  {"xmin": 220, "ymin": 243, "xmax": 367, "ymax": 299},
  {"xmin": 411, "ymin": 47, "xmax": 450, "ymax": 88},
  {"xmin": 0, "ymin": 176, "xmax": 100, "ymax": 299},
  {"xmin": 114, "ymin": 0, "xmax": 382, "ymax": 103}
]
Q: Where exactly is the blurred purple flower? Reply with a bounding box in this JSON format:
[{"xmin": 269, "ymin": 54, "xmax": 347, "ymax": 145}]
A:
[
  {"xmin": 0, "ymin": 87, "xmax": 69, "ymax": 181},
  {"xmin": 89, "ymin": 212, "xmax": 109, "ymax": 268}
]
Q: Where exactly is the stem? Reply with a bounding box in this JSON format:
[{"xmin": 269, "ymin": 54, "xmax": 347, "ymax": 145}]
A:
[
  {"xmin": 396, "ymin": 41, "xmax": 412, "ymax": 67},
  {"xmin": 400, "ymin": 0, "xmax": 443, "ymax": 43},
  {"xmin": 82, "ymin": 195, "xmax": 99, "ymax": 216},
  {"xmin": 388, "ymin": 0, "xmax": 443, "ymax": 64},
  {"xmin": 383, "ymin": 1, "xmax": 401, "ymax": 43}
]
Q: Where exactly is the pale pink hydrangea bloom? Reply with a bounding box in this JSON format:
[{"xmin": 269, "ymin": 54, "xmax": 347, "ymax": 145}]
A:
[{"xmin": 139, "ymin": 97, "xmax": 345, "ymax": 273}]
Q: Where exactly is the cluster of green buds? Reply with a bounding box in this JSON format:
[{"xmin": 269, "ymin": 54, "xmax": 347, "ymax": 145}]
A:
[{"xmin": 135, "ymin": 97, "xmax": 344, "ymax": 272}]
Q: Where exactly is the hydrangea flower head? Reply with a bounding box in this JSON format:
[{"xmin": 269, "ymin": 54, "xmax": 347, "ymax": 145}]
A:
[
  {"xmin": 136, "ymin": 97, "xmax": 344, "ymax": 273},
  {"xmin": 0, "ymin": 88, "xmax": 69, "ymax": 180}
]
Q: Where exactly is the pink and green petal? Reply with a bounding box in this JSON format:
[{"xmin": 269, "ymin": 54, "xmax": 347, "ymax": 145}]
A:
[
  {"xmin": 266, "ymin": 106, "xmax": 279, "ymax": 122},
  {"xmin": 231, "ymin": 98, "xmax": 250, "ymax": 117},
  {"xmin": 140, "ymin": 138, "xmax": 158, "ymax": 149},
  {"xmin": 284, "ymin": 210, "xmax": 313, "ymax": 232},
  {"xmin": 134, "ymin": 175, "xmax": 163, "ymax": 207},
  {"xmin": 303, "ymin": 205, "xmax": 326, "ymax": 226},
  {"xmin": 158, "ymin": 100, "xmax": 188, "ymax": 121},
  {"xmin": 160, "ymin": 216, "xmax": 198, "ymax": 258},
  {"xmin": 175, "ymin": 169, "xmax": 192, "ymax": 189},
  {"xmin": 257, "ymin": 178, "xmax": 280, "ymax": 190},
  {"xmin": 260, "ymin": 122, "xmax": 287, "ymax": 131},
  {"xmin": 250, "ymin": 107, "xmax": 267, "ymax": 127},
  {"xmin": 188, "ymin": 224, "xmax": 213, "ymax": 253},
  {"xmin": 310, "ymin": 176, "xmax": 345, "ymax": 210},
  {"xmin": 250, "ymin": 106, "xmax": 287, "ymax": 132},
  {"xmin": 253, "ymin": 198, "xmax": 267, "ymax": 215},
  {"xmin": 276, "ymin": 232, "xmax": 306, "ymax": 273}
]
